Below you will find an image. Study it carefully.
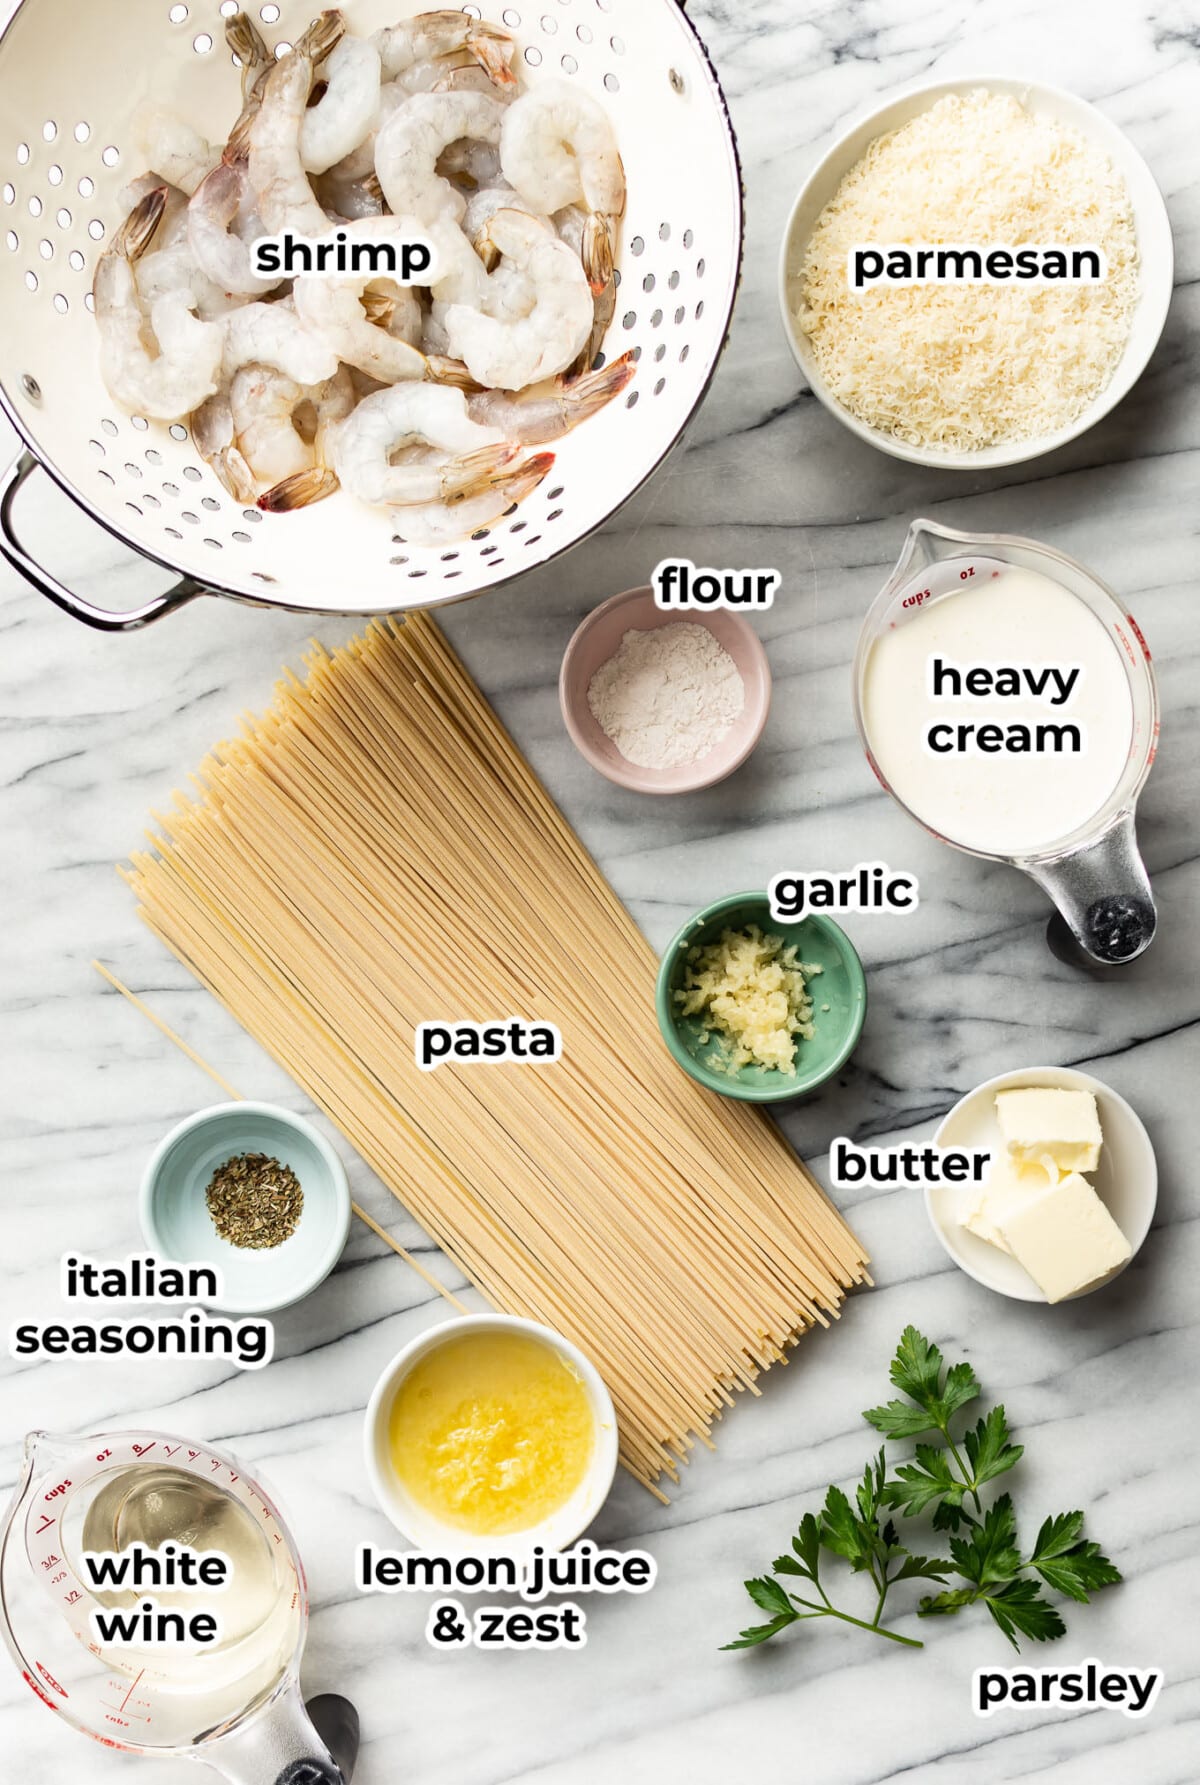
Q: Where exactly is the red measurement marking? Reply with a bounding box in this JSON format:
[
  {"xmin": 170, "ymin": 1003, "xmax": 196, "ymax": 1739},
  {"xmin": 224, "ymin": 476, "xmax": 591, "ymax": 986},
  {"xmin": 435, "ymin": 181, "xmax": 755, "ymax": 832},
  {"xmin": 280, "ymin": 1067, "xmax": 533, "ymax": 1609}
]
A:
[
  {"xmin": 35, "ymin": 1514, "xmax": 54, "ymax": 1536},
  {"xmin": 117, "ymin": 1670, "xmax": 145, "ymax": 1716},
  {"xmin": 1126, "ymin": 612, "xmax": 1152, "ymax": 660},
  {"xmin": 22, "ymin": 1671, "xmax": 58, "ymax": 1711},
  {"xmin": 163, "ymin": 1444, "xmax": 180, "ymax": 1458},
  {"xmin": 35, "ymin": 1661, "xmax": 68, "ymax": 1698},
  {"xmin": 131, "ymin": 1442, "xmax": 156, "ymax": 1459}
]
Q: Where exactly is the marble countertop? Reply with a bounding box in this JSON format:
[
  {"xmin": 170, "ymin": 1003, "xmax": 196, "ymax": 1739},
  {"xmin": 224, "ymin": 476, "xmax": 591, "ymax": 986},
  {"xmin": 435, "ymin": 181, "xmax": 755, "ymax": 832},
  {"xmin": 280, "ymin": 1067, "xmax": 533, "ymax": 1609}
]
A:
[{"xmin": 2, "ymin": 1, "xmax": 1199, "ymax": 1780}]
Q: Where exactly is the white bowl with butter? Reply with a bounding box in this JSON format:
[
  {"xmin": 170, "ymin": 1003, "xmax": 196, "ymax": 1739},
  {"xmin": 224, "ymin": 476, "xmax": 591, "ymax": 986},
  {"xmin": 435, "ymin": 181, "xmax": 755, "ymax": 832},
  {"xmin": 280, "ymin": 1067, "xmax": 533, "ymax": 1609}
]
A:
[{"xmin": 927, "ymin": 1067, "xmax": 1156, "ymax": 1302}]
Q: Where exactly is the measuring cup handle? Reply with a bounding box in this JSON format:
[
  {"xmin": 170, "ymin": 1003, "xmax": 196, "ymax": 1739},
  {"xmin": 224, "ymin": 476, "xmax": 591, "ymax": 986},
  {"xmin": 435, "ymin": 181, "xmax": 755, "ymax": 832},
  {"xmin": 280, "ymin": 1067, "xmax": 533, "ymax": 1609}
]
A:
[{"xmin": 0, "ymin": 450, "xmax": 206, "ymax": 631}]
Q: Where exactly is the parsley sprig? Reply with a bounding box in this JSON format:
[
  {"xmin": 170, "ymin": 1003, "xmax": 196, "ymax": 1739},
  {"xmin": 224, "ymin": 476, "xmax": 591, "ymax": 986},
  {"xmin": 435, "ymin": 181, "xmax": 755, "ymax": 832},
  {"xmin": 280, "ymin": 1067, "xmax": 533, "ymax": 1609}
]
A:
[{"xmin": 724, "ymin": 1327, "xmax": 1120, "ymax": 1654}]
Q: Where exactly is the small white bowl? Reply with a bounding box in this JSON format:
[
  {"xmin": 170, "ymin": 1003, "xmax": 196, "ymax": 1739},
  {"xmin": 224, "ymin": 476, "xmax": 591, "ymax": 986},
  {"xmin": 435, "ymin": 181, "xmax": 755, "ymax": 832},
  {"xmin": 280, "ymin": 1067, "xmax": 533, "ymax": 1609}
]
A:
[
  {"xmin": 140, "ymin": 1101, "xmax": 351, "ymax": 1315},
  {"xmin": 364, "ymin": 1314, "xmax": 619, "ymax": 1554},
  {"xmin": 927, "ymin": 1066, "xmax": 1157, "ymax": 1302},
  {"xmin": 559, "ymin": 586, "xmax": 772, "ymax": 795},
  {"xmin": 778, "ymin": 76, "xmax": 1174, "ymax": 469}
]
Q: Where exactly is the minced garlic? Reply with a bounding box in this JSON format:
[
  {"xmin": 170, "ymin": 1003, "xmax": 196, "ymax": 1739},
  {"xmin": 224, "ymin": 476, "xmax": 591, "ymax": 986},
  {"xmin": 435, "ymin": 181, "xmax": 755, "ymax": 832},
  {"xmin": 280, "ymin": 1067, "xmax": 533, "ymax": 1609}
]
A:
[{"xmin": 675, "ymin": 925, "xmax": 822, "ymax": 1075}]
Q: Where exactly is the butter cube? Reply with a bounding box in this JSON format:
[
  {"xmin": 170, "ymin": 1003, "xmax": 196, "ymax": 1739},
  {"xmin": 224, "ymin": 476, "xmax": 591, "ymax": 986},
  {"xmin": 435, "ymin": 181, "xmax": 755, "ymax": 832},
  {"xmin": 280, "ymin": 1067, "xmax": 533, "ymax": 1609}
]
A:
[
  {"xmin": 962, "ymin": 1153, "xmax": 1056, "ymax": 1254},
  {"xmin": 994, "ymin": 1086, "xmax": 1102, "ymax": 1175},
  {"xmin": 999, "ymin": 1173, "xmax": 1131, "ymax": 1303}
]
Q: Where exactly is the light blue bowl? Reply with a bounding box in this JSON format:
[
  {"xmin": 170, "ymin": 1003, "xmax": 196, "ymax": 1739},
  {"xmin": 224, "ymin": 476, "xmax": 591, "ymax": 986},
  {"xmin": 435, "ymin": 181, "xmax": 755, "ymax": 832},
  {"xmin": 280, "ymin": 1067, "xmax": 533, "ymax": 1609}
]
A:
[{"xmin": 140, "ymin": 1102, "xmax": 351, "ymax": 1314}]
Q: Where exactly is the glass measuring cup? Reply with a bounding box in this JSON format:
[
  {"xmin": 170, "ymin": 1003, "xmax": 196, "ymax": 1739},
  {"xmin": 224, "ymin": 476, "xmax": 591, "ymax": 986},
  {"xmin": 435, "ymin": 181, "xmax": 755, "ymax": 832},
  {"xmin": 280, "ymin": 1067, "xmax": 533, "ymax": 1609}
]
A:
[
  {"xmin": 0, "ymin": 1429, "xmax": 354, "ymax": 1783},
  {"xmin": 852, "ymin": 520, "xmax": 1159, "ymax": 965}
]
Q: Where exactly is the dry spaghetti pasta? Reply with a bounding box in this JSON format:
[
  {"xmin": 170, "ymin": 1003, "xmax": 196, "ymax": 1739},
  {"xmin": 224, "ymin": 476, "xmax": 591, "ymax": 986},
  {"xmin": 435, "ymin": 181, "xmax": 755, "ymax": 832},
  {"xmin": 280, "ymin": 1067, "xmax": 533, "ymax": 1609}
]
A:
[{"xmin": 123, "ymin": 615, "xmax": 869, "ymax": 1488}]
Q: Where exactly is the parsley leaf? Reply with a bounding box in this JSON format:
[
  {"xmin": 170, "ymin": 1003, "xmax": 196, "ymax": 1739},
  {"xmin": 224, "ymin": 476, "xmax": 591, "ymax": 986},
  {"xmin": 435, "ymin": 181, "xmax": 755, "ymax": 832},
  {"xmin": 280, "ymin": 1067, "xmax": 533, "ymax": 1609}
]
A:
[
  {"xmin": 821, "ymin": 1485, "xmax": 872, "ymax": 1571},
  {"xmin": 721, "ymin": 1612, "xmax": 797, "ymax": 1650},
  {"xmin": 949, "ymin": 1494, "xmax": 1022, "ymax": 1587},
  {"xmin": 885, "ymin": 1444, "xmax": 964, "ymax": 1517},
  {"xmin": 984, "ymin": 1578, "xmax": 1066, "ymax": 1648},
  {"xmin": 745, "ymin": 1575, "xmax": 794, "ymax": 1618},
  {"xmin": 963, "ymin": 1405, "xmax": 1023, "ymax": 1491},
  {"xmin": 864, "ymin": 1326, "xmax": 980, "ymax": 1439}
]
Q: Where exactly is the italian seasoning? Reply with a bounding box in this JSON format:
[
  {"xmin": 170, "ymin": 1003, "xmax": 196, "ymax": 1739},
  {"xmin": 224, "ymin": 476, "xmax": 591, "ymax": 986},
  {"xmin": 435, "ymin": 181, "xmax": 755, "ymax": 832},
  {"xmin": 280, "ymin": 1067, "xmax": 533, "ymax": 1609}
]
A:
[{"xmin": 204, "ymin": 1152, "xmax": 303, "ymax": 1250}]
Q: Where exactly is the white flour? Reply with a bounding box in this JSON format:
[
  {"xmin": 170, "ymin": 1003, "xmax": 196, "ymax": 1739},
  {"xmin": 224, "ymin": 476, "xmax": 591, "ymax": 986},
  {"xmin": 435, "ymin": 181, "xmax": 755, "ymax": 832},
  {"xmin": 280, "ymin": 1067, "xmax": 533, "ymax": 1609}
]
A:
[{"xmin": 586, "ymin": 623, "xmax": 745, "ymax": 770}]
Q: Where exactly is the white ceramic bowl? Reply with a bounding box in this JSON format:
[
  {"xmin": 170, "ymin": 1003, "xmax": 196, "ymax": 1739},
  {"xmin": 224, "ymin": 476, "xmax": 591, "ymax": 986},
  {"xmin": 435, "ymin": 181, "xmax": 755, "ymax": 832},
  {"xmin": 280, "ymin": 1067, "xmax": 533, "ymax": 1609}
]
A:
[
  {"xmin": 927, "ymin": 1066, "xmax": 1157, "ymax": 1302},
  {"xmin": 140, "ymin": 1101, "xmax": 351, "ymax": 1315},
  {"xmin": 778, "ymin": 76, "xmax": 1174, "ymax": 469},
  {"xmin": 364, "ymin": 1314, "xmax": 619, "ymax": 1554}
]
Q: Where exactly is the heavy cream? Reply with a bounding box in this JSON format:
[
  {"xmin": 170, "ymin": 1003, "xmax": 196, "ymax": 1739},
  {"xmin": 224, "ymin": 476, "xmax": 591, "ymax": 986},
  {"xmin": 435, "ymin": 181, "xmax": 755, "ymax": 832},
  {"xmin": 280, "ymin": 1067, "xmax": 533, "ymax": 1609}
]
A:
[{"xmin": 861, "ymin": 564, "xmax": 1133, "ymax": 857}]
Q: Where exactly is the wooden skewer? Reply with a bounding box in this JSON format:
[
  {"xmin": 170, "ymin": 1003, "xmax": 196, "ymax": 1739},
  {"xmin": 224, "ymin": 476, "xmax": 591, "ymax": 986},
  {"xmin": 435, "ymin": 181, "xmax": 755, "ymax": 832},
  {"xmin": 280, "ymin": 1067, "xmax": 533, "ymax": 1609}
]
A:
[{"xmin": 91, "ymin": 959, "xmax": 469, "ymax": 1314}]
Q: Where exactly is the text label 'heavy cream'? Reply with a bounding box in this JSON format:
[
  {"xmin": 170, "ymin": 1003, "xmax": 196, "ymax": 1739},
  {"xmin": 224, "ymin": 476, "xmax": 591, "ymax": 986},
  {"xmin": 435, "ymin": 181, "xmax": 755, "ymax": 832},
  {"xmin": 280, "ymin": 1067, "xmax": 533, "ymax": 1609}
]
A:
[{"xmin": 924, "ymin": 654, "xmax": 1086, "ymax": 756}]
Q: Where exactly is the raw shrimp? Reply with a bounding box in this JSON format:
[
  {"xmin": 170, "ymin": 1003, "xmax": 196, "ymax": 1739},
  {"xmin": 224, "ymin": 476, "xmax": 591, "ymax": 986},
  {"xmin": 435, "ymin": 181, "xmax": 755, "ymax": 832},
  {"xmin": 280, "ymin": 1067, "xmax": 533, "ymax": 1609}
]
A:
[
  {"xmin": 463, "ymin": 184, "xmax": 521, "ymax": 266},
  {"xmin": 499, "ymin": 80, "xmax": 625, "ymax": 219},
  {"xmin": 300, "ymin": 35, "xmax": 383, "ymax": 175},
  {"xmin": 93, "ymin": 187, "xmax": 223, "ymax": 419},
  {"xmin": 132, "ymin": 104, "xmax": 216, "ymax": 197},
  {"xmin": 188, "ymin": 156, "xmax": 278, "ymax": 297},
  {"xmin": 291, "ymin": 217, "xmax": 471, "ymax": 384},
  {"xmin": 330, "ymin": 383, "xmax": 519, "ymax": 507},
  {"xmin": 190, "ymin": 389, "xmax": 257, "ymax": 501},
  {"xmin": 220, "ymin": 297, "xmax": 340, "ymax": 385},
  {"xmin": 137, "ymin": 237, "xmax": 243, "ymax": 319},
  {"xmin": 374, "ymin": 90, "xmax": 507, "ymax": 227},
  {"xmin": 372, "ymin": 12, "xmax": 515, "ymax": 90},
  {"xmin": 259, "ymin": 366, "xmax": 357, "ymax": 510},
  {"xmin": 313, "ymin": 167, "xmax": 385, "ymax": 219},
  {"xmin": 228, "ymin": 364, "xmax": 311, "ymax": 484},
  {"xmin": 443, "ymin": 208, "xmax": 592, "ymax": 389},
  {"xmin": 391, "ymin": 449, "xmax": 554, "ymax": 544},
  {"xmin": 324, "ymin": 80, "xmax": 407, "ymax": 185},
  {"xmin": 248, "ymin": 11, "xmax": 345, "ymax": 236},
  {"xmin": 500, "ymin": 79, "xmax": 624, "ymax": 341},
  {"xmin": 466, "ymin": 351, "xmax": 635, "ymax": 441},
  {"xmin": 359, "ymin": 277, "xmax": 423, "ymax": 345}
]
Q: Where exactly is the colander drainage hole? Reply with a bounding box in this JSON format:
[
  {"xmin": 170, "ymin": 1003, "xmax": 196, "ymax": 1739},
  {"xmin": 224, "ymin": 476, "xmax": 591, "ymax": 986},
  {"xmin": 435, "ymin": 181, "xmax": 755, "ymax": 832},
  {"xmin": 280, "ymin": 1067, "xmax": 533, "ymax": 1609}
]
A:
[
  {"xmin": 168, "ymin": 4, "xmax": 189, "ymax": 22},
  {"xmin": 42, "ymin": 121, "xmax": 57, "ymax": 143},
  {"xmin": 547, "ymin": 508, "xmax": 562, "ymax": 521},
  {"xmin": 100, "ymin": 417, "xmax": 118, "ymax": 436},
  {"xmin": 73, "ymin": 123, "xmax": 90, "ymax": 144},
  {"xmin": 28, "ymin": 197, "xmax": 42, "ymax": 218},
  {"xmin": 169, "ymin": 423, "xmax": 188, "ymax": 440}
]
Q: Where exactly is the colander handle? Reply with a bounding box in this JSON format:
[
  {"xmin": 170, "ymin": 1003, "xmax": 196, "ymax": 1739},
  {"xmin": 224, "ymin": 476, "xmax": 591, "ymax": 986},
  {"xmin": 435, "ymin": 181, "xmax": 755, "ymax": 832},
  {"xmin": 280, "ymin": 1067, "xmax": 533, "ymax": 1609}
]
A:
[{"xmin": 0, "ymin": 450, "xmax": 205, "ymax": 631}]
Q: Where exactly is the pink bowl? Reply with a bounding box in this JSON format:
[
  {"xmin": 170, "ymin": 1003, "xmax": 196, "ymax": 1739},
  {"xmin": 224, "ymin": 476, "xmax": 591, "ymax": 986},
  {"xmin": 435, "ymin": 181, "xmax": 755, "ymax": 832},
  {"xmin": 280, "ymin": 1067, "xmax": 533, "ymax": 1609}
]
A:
[{"xmin": 559, "ymin": 587, "xmax": 772, "ymax": 794}]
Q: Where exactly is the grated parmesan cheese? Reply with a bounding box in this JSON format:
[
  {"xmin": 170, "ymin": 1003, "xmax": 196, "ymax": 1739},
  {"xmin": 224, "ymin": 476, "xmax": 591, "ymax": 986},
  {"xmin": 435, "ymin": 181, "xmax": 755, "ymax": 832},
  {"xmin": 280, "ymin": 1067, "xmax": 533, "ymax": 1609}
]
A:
[
  {"xmin": 675, "ymin": 925, "xmax": 822, "ymax": 1076},
  {"xmin": 793, "ymin": 91, "xmax": 1140, "ymax": 451}
]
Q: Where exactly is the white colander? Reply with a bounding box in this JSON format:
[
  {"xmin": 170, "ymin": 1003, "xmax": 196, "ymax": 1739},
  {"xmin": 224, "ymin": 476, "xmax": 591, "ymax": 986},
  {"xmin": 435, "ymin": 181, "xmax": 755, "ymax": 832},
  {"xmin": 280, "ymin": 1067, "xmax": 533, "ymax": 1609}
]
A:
[{"xmin": 0, "ymin": 0, "xmax": 743, "ymax": 628}]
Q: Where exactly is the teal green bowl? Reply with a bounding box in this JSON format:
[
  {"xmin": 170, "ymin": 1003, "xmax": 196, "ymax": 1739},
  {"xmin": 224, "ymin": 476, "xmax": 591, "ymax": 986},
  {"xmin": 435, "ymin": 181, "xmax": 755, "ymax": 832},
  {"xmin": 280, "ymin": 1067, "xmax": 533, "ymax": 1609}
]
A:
[{"xmin": 655, "ymin": 893, "xmax": 867, "ymax": 1102}]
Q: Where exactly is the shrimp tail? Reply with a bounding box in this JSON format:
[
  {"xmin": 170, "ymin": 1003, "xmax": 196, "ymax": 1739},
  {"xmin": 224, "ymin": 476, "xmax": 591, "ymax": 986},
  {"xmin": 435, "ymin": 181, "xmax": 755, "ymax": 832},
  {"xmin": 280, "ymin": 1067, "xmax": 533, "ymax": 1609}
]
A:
[
  {"xmin": 116, "ymin": 185, "xmax": 169, "ymax": 262},
  {"xmin": 469, "ymin": 30, "xmax": 518, "ymax": 91},
  {"xmin": 297, "ymin": 9, "xmax": 347, "ymax": 64},
  {"xmin": 258, "ymin": 467, "xmax": 340, "ymax": 511},
  {"xmin": 425, "ymin": 354, "xmax": 485, "ymax": 393},
  {"xmin": 565, "ymin": 349, "xmax": 636, "ymax": 418},
  {"xmin": 225, "ymin": 11, "xmax": 270, "ymax": 89},
  {"xmin": 581, "ymin": 210, "xmax": 615, "ymax": 298},
  {"xmin": 496, "ymin": 448, "xmax": 555, "ymax": 504},
  {"xmin": 438, "ymin": 440, "xmax": 523, "ymax": 505}
]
